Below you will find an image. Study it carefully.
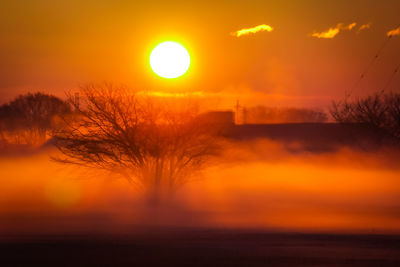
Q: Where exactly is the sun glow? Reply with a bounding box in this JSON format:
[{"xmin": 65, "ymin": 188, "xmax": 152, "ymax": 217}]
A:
[
  {"xmin": 137, "ymin": 91, "xmax": 204, "ymax": 98},
  {"xmin": 150, "ymin": 41, "xmax": 190, "ymax": 79}
]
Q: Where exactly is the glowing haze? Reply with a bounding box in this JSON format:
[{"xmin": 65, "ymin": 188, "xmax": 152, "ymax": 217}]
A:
[
  {"xmin": 2, "ymin": 143, "xmax": 400, "ymax": 234},
  {"xmin": 1, "ymin": 0, "xmax": 400, "ymax": 237}
]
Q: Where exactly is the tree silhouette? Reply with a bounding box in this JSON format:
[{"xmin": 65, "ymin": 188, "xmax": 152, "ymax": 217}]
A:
[
  {"xmin": 331, "ymin": 93, "xmax": 400, "ymax": 140},
  {"xmin": 53, "ymin": 84, "xmax": 221, "ymax": 203},
  {"xmin": 0, "ymin": 92, "xmax": 71, "ymax": 146}
]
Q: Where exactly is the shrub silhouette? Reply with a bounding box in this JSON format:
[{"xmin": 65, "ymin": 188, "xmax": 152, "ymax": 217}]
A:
[
  {"xmin": 331, "ymin": 93, "xmax": 400, "ymax": 140},
  {"xmin": 0, "ymin": 92, "xmax": 71, "ymax": 146}
]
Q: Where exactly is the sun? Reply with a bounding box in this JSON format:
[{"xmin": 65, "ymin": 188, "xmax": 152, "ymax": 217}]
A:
[{"xmin": 150, "ymin": 41, "xmax": 190, "ymax": 79}]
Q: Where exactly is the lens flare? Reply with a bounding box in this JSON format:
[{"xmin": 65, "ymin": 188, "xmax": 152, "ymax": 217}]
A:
[{"xmin": 150, "ymin": 41, "xmax": 190, "ymax": 79}]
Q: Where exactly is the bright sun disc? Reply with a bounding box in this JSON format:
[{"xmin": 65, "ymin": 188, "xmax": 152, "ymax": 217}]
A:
[{"xmin": 150, "ymin": 41, "xmax": 190, "ymax": 79}]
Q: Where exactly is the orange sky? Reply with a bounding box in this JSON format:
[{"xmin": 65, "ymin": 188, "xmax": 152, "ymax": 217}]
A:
[{"xmin": 1, "ymin": 0, "xmax": 400, "ymax": 108}]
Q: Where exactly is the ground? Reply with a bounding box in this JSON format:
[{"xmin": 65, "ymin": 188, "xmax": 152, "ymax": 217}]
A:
[{"xmin": 2, "ymin": 228, "xmax": 400, "ymax": 266}]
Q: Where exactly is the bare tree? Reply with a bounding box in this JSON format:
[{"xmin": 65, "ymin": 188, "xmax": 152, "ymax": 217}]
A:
[
  {"xmin": 385, "ymin": 93, "xmax": 400, "ymax": 139},
  {"xmin": 330, "ymin": 93, "xmax": 400, "ymax": 140},
  {"xmin": 0, "ymin": 92, "xmax": 71, "ymax": 146},
  {"xmin": 52, "ymin": 84, "xmax": 221, "ymax": 204}
]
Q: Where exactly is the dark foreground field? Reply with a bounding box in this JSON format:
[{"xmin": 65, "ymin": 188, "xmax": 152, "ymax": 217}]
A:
[{"xmin": 2, "ymin": 228, "xmax": 400, "ymax": 267}]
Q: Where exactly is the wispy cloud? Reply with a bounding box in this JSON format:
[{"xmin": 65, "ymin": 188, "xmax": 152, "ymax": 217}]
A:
[
  {"xmin": 232, "ymin": 24, "xmax": 274, "ymax": 37},
  {"xmin": 341, "ymin": 22, "xmax": 357, "ymax": 30},
  {"xmin": 357, "ymin": 23, "xmax": 371, "ymax": 33},
  {"xmin": 387, "ymin": 26, "xmax": 400, "ymax": 37},
  {"xmin": 311, "ymin": 22, "xmax": 357, "ymax": 39},
  {"xmin": 311, "ymin": 28, "xmax": 340, "ymax": 39}
]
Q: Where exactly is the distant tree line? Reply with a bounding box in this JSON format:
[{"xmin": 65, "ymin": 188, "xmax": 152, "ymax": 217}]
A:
[
  {"xmin": 0, "ymin": 92, "xmax": 71, "ymax": 146},
  {"xmin": 242, "ymin": 106, "xmax": 328, "ymax": 124}
]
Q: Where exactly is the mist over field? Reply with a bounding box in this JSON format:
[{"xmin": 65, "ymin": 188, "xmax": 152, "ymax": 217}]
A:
[{"xmin": 2, "ymin": 138, "xmax": 400, "ymax": 236}]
